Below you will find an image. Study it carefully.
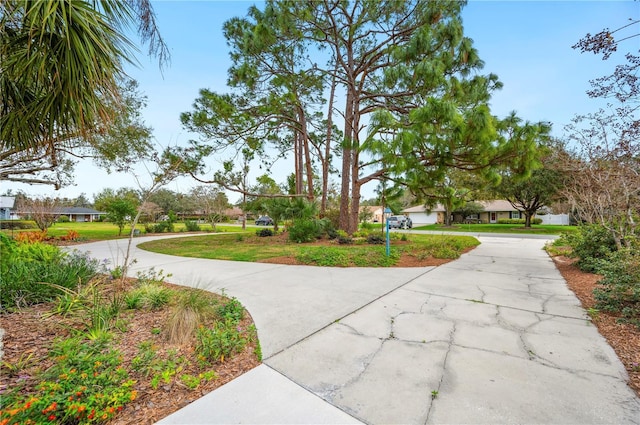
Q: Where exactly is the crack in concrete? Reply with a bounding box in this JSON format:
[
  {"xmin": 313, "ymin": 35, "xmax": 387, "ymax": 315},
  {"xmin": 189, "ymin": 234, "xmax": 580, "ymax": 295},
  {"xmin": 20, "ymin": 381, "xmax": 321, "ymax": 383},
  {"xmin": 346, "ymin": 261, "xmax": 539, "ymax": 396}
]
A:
[
  {"xmin": 401, "ymin": 287, "xmax": 586, "ymax": 322},
  {"xmin": 425, "ymin": 322, "xmax": 456, "ymax": 425}
]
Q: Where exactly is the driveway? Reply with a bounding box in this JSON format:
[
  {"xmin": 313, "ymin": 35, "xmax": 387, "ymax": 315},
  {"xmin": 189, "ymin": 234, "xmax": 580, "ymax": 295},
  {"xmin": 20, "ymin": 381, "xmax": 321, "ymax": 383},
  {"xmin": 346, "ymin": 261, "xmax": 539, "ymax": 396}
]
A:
[{"xmin": 72, "ymin": 234, "xmax": 640, "ymax": 424}]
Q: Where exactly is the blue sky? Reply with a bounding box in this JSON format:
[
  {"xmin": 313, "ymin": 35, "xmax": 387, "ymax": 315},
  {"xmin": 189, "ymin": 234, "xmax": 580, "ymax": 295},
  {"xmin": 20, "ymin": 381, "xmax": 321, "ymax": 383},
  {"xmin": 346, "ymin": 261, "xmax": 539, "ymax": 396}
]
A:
[{"xmin": 5, "ymin": 0, "xmax": 638, "ymax": 202}]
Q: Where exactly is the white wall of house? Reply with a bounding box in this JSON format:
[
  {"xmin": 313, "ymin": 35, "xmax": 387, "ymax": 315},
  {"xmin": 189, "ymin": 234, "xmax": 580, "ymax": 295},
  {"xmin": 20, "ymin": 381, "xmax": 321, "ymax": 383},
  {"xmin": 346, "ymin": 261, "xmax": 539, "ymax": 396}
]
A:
[{"xmin": 406, "ymin": 211, "xmax": 438, "ymax": 225}]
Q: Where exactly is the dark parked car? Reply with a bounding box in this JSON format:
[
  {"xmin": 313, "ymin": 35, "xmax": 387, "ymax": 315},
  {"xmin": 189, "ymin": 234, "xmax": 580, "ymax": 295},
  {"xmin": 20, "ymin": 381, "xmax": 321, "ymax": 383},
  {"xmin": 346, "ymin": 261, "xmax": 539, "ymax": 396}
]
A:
[
  {"xmin": 255, "ymin": 216, "xmax": 274, "ymax": 226},
  {"xmin": 387, "ymin": 215, "xmax": 412, "ymax": 229}
]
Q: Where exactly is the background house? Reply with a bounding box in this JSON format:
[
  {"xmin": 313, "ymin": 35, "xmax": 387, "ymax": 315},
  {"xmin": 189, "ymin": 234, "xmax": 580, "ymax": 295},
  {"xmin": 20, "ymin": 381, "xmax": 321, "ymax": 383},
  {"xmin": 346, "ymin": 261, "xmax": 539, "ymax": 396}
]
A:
[
  {"xmin": 60, "ymin": 207, "xmax": 106, "ymax": 222},
  {"xmin": 0, "ymin": 196, "xmax": 16, "ymax": 220},
  {"xmin": 403, "ymin": 200, "xmax": 569, "ymax": 225},
  {"xmin": 401, "ymin": 204, "xmax": 441, "ymax": 225},
  {"xmin": 359, "ymin": 205, "xmax": 384, "ymax": 223}
]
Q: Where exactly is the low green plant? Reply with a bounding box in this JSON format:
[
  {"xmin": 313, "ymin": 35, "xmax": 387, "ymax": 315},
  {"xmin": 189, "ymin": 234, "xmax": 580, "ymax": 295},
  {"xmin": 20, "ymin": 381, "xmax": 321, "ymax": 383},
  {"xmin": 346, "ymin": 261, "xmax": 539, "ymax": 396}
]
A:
[
  {"xmin": 366, "ymin": 234, "xmax": 385, "ymax": 245},
  {"xmin": 179, "ymin": 371, "xmax": 217, "ymax": 390},
  {"xmin": 2, "ymin": 353, "xmax": 38, "ymax": 378},
  {"xmin": 128, "ymin": 283, "xmax": 172, "ymax": 310},
  {"xmin": 593, "ymin": 247, "xmax": 640, "ymax": 327},
  {"xmin": 195, "ymin": 320, "xmax": 247, "ymax": 364},
  {"xmin": 0, "ymin": 337, "xmax": 137, "ymax": 424},
  {"xmin": 336, "ymin": 230, "xmax": 353, "ymax": 245},
  {"xmin": 256, "ymin": 228, "xmax": 274, "ymax": 237},
  {"xmin": 184, "ymin": 220, "xmax": 201, "ymax": 232},
  {"xmin": 217, "ymin": 297, "xmax": 244, "ymax": 323}
]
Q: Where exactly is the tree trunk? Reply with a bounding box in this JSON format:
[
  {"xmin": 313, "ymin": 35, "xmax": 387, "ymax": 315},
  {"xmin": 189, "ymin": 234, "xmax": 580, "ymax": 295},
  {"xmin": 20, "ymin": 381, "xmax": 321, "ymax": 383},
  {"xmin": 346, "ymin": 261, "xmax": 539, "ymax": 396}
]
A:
[
  {"xmin": 524, "ymin": 212, "xmax": 533, "ymax": 228},
  {"xmin": 321, "ymin": 69, "xmax": 337, "ymax": 215},
  {"xmin": 339, "ymin": 90, "xmax": 354, "ymax": 231},
  {"xmin": 297, "ymin": 107, "xmax": 315, "ymax": 201}
]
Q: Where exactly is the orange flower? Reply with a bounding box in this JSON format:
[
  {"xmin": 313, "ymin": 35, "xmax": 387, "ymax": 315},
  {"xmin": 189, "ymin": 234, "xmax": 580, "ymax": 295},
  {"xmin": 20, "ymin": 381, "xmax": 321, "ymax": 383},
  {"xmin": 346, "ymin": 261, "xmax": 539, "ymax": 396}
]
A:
[
  {"xmin": 130, "ymin": 390, "xmax": 138, "ymax": 401},
  {"xmin": 102, "ymin": 414, "xmax": 108, "ymax": 420},
  {"xmin": 77, "ymin": 406, "xmax": 86, "ymax": 413},
  {"xmin": 1, "ymin": 418, "xmax": 10, "ymax": 425}
]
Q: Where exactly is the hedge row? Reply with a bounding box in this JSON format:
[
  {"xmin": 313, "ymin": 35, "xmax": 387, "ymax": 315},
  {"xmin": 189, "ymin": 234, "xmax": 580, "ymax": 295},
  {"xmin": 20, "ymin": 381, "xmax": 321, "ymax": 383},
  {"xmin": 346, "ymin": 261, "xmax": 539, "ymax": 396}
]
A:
[
  {"xmin": 497, "ymin": 218, "xmax": 543, "ymax": 225},
  {"xmin": 0, "ymin": 220, "xmax": 38, "ymax": 230}
]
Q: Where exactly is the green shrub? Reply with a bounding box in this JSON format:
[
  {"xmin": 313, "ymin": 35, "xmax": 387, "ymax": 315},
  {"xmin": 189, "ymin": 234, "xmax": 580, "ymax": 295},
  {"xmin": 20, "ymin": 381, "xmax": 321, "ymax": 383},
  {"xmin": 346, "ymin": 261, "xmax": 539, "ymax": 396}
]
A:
[
  {"xmin": 195, "ymin": 320, "xmax": 247, "ymax": 364},
  {"xmin": 288, "ymin": 219, "xmax": 323, "ymax": 243},
  {"xmin": 496, "ymin": 218, "xmax": 543, "ymax": 225},
  {"xmin": 0, "ymin": 236, "xmax": 100, "ymax": 310},
  {"xmin": 335, "ymin": 230, "xmax": 352, "ymax": 245},
  {"xmin": 0, "ymin": 220, "xmax": 37, "ymax": 230},
  {"xmin": 256, "ymin": 228, "xmax": 274, "ymax": 237},
  {"xmin": 184, "ymin": 220, "xmax": 201, "ymax": 232},
  {"xmin": 57, "ymin": 215, "xmax": 70, "ymax": 223},
  {"xmin": 367, "ymin": 234, "xmax": 385, "ymax": 245},
  {"xmin": 217, "ymin": 297, "xmax": 244, "ymax": 323},
  {"xmin": 564, "ymin": 224, "xmax": 617, "ymax": 273},
  {"xmin": 593, "ymin": 248, "xmax": 640, "ymax": 327}
]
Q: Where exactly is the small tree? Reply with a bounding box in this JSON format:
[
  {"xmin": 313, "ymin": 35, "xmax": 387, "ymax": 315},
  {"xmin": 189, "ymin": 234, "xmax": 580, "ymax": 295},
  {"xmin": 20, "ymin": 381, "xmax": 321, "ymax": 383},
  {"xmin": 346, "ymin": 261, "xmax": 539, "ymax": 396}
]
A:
[
  {"xmin": 454, "ymin": 202, "xmax": 486, "ymax": 223},
  {"xmin": 17, "ymin": 197, "xmax": 60, "ymax": 232},
  {"xmin": 106, "ymin": 199, "xmax": 138, "ymax": 236},
  {"xmin": 497, "ymin": 166, "xmax": 562, "ymax": 228}
]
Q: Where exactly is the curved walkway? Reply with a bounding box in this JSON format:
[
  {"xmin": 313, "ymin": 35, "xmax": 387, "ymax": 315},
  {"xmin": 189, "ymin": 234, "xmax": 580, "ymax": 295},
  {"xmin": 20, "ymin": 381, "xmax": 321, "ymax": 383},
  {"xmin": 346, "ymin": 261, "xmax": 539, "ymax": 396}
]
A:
[{"xmin": 72, "ymin": 234, "xmax": 640, "ymax": 424}]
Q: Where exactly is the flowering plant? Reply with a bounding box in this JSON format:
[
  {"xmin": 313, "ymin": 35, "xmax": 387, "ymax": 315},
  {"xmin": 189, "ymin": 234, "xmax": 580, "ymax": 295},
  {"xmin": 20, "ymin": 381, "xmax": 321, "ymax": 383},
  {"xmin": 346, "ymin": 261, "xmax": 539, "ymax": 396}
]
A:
[{"xmin": 0, "ymin": 338, "xmax": 136, "ymax": 424}]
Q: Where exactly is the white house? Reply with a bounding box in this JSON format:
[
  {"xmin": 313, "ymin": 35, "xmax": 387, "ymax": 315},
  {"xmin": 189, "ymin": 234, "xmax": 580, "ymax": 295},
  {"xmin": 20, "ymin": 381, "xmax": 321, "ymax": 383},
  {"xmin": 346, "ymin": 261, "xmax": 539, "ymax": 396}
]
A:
[
  {"xmin": 401, "ymin": 204, "xmax": 440, "ymax": 225},
  {"xmin": 403, "ymin": 200, "xmax": 571, "ymax": 225},
  {"xmin": 0, "ymin": 196, "xmax": 16, "ymax": 220}
]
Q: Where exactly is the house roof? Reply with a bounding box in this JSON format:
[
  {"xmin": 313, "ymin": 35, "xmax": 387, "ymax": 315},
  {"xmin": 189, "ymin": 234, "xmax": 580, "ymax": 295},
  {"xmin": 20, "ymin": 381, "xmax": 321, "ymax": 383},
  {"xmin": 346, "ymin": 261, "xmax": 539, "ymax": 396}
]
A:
[
  {"xmin": 402, "ymin": 204, "xmax": 445, "ymax": 213},
  {"xmin": 403, "ymin": 200, "xmax": 518, "ymax": 213},
  {"xmin": 61, "ymin": 207, "xmax": 106, "ymax": 215},
  {"xmin": 478, "ymin": 200, "xmax": 518, "ymax": 212},
  {"xmin": 359, "ymin": 205, "xmax": 383, "ymax": 213},
  {"xmin": 0, "ymin": 196, "xmax": 15, "ymax": 209}
]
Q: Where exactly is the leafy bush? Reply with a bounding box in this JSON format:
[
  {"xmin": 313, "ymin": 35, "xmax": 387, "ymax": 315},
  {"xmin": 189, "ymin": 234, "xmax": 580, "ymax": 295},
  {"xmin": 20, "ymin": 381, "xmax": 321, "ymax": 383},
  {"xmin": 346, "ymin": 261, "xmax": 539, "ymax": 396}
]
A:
[
  {"xmin": 195, "ymin": 320, "xmax": 247, "ymax": 364},
  {"xmin": 57, "ymin": 215, "xmax": 70, "ymax": 223},
  {"xmin": 217, "ymin": 297, "xmax": 244, "ymax": 323},
  {"xmin": 367, "ymin": 234, "xmax": 385, "ymax": 245},
  {"xmin": 564, "ymin": 224, "xmax": 617, "ymax": 272},
  {"xmin": 184, "ymin": 220, "xmax": 201, "ymax": 232},
  {"xmin": 0, "ymin": 337, "xmax": 137, "ymax": 424},
  {"xmin": 336, "ymin": 229, "xmax": 353, "ymax": 245},
  {"xmin": 0, "ymin": 235, "xmax": 100, "ymax": 310},
  {"xmin": 256, "ymin": 228, "xmax": 274, "ymax": 237},
  {"xmin": 496, "ymin": 218, "xmax": 543, "ymax": 225},
  {"xmin": 0, "ymin": 220, "xmax": 37, "ymax": 230},
  {"xmin": 593, "ymin": 248, "xmax": 640, "ymax": 327},
  {"xmin": 288, "ymin": 219, "xmax": 324, "ymax": 243}
]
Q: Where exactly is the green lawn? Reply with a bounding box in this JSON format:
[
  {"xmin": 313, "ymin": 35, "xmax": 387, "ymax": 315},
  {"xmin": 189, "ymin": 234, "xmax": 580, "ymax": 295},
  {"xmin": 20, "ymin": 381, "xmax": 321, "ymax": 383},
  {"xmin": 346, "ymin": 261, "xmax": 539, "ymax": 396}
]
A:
[
  {"xmin": 1, "ymin": 221, "xmax": 257, "ymax": 241},
  {"xmin": 138, "ymin": 233, "xmax": 480, "ymax": 267},
  {"xmin": 412, "ymin": 223, "xmax": 577, "ymax": 235}
]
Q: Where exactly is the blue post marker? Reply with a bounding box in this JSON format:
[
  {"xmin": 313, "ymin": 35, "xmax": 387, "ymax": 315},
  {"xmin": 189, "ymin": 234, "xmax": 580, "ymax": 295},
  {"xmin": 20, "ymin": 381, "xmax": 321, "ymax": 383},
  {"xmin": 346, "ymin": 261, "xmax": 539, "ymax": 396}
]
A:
[
  {"xmin": 384, "ymin": 207, "xmax": 392, "ymax": 257},
  {"xmin": 386, "ymin": 218, "xmax": 390, "ymax": 256}
]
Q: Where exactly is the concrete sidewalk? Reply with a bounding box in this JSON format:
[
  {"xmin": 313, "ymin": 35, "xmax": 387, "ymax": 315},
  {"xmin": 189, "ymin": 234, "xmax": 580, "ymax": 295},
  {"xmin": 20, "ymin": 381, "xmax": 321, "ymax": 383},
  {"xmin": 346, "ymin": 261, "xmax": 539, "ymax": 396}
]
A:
[{"xmin": 74, "ymin": 235, "xmax": 640, "ymax": 424}]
